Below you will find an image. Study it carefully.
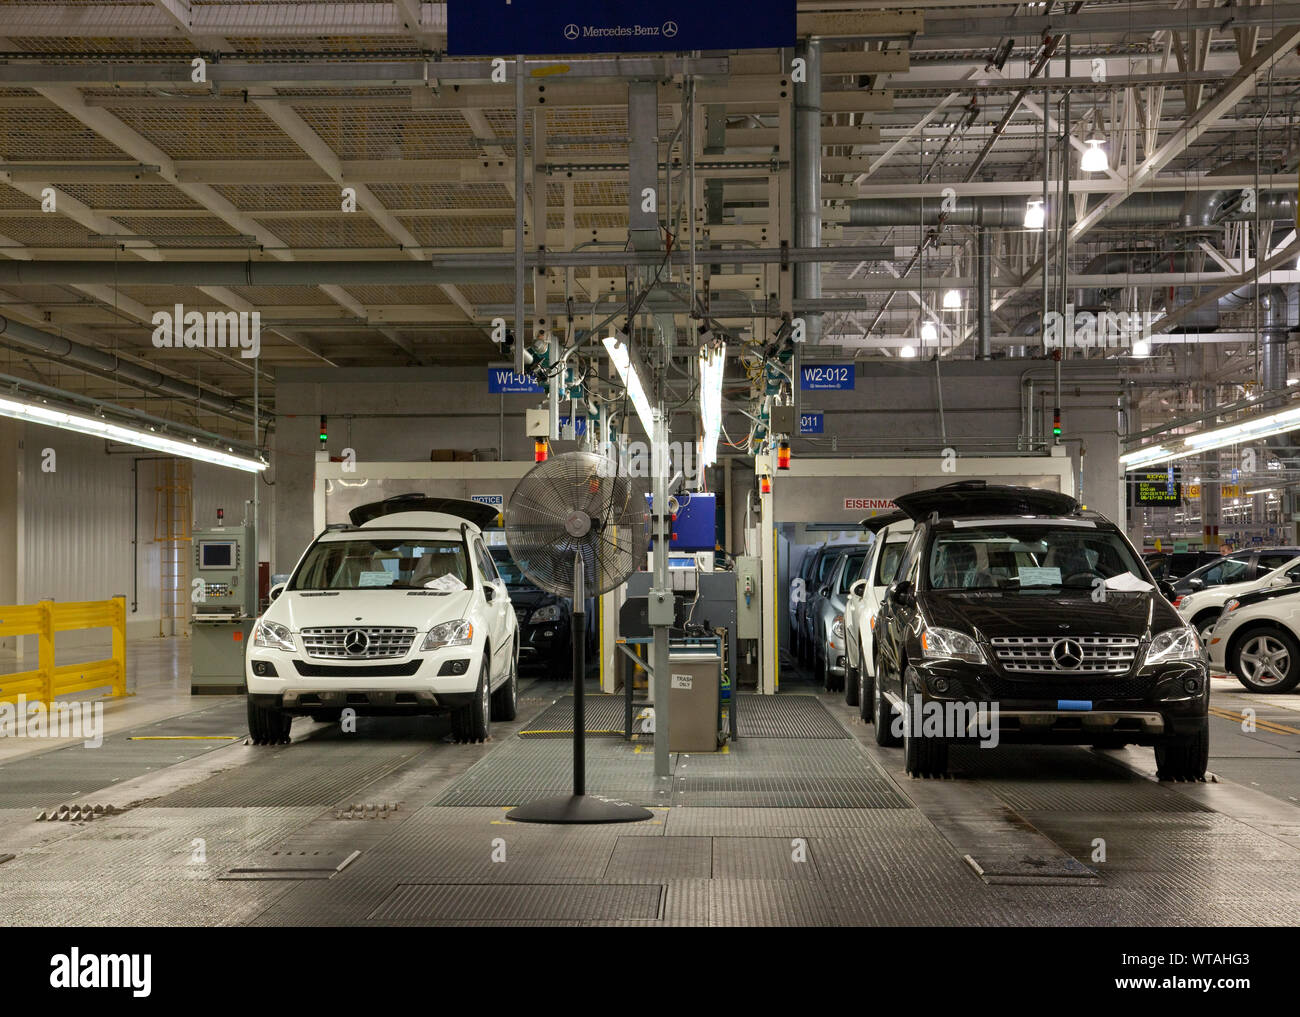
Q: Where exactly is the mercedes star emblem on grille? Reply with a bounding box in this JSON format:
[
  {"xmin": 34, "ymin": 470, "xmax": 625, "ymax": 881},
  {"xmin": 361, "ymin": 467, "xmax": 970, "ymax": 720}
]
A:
[
  {"xmin": 343, "ymin": 629, "xmax": 370, "ymax": 656},
  {"xmin": 1051, "ymin": 638, "xmax": 1084, "ymax": 670}
]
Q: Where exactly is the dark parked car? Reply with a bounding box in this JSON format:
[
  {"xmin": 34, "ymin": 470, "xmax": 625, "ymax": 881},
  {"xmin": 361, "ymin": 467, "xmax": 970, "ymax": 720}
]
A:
[
  {"xmin": 1171, "ymin": 546, "xmax": 1300, "ymax": 598},
  {"xmin": 871, "ymin": 481, "xmax": 1209, "ymax": 781},
  {"xmin": 1143, "ymin": 550, "xmax": 1222, "ymax": 584},
  {"xmin": 791, "ymin": 542, "xmax": 854, "ymax": 667},
  {"xmin": 490, "ymin": 547, "xmax": 593, "ymax": 675}
]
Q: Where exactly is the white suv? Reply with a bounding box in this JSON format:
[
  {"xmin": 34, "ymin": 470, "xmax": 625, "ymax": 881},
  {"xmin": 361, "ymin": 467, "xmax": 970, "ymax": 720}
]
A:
[
  {"xmin": 842, "ymin": 511, "xmax": 913, "ymax": 716},
  {"xmin": 1204, "ymin": 583, "xmax": 1300, "ymax": 692},
  {"xmin": 1176, "ymin": 554, "xmax": 1300, "ymax": 644},
  {"xmin": 246, "ymin": 495, "xmax": 519, "ymax": 745}
]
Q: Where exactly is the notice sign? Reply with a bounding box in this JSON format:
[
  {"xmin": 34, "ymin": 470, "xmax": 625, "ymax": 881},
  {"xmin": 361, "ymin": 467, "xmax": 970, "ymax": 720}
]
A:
[
  {"xmin": 799, "ymin": 412, "xmax": 824, "ymax": 435},
  {"xmin": 487, "ymin": 369, "xmax": 544, "ymax": 394},
  {"xmin": 1130, "ymin": 471, "xmax": 1181, "ymax": 506},
  {"xmin": 800, "ymin": 364, "xmax": 854, "ymax": 391},
  {"xmin": 471, "ymin": 494, "xmax": 504, "ymax": 509},
  {"xmin": 845, "ymin": 498, "xmax": 898, "ymax": 512},
  {"xmin": 448, "ymin": 0, "xmax": 795, "ymax": 57}
]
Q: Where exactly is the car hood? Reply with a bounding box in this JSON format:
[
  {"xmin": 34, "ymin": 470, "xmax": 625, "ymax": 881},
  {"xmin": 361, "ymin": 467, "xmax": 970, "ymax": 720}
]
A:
[
  {"xmin": 920, "ymin": 589, "xmax": 1177, "ymax": 639},
  {"xmin": 505, "ymin": 586, "xmax": 562, "ymax": 612},
  {"xmin": 1229, "ymin": 582, "xmax": 1300, "ymax": 612},
  {"xmin": 270, "ymin": 588, "xmax": 475, "ymax": 631}
]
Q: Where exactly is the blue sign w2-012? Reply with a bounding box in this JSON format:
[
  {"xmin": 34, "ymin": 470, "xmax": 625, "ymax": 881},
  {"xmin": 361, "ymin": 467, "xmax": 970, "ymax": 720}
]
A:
[
  {"xmin": 448, "ymin": 0, "xmax": 795, "ymax": 57},
  {"xmin": 487, "ymin": 369, "xmax": 544, "ymax": 394},
  {"xmin": 800, "ymin": 365, "xmax": 854, "ymax": 391},
  {"xmin": 799, "ymin": 413, "xmax": 825, "ymax": 434}
]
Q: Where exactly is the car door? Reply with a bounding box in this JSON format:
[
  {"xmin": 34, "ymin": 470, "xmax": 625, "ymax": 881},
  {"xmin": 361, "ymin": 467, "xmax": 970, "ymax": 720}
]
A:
[
  {"xmin": 878, "ymin": 527, "xmax": 926, "ymax": 696},
  {"xmin": 474, "ymin": 538, "xmax": 511, "ymax": 682},
  {"xmin": 843, "ymin": 544, "xmax": 873, "ymax": 669}
]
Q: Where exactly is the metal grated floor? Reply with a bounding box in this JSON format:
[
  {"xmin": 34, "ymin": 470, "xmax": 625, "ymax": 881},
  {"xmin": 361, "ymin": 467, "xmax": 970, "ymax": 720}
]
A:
[
  {"xmin": 516, "ymin": 695, "xmax": 629, "ymax": 738},
  {"xmin": 368, "ymin": 882, "xmax": 664, "ymax": 922},
  {"xmin": 736, "ymin": 694, "xmax": 848, "ymax": 738}
]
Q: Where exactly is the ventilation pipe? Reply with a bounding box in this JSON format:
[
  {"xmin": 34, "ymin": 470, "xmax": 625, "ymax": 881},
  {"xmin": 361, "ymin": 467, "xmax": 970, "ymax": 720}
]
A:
[
  {"xmin": 976, "ymin": 228, "xmax": 992, "ymax": 359},
  {"xmin": 794, "ymin": 38, "xmax": 822, "ymax": 346},
  {"xmin": 0, "ymin": 315, "xmax": 258, "ymax": 424}
]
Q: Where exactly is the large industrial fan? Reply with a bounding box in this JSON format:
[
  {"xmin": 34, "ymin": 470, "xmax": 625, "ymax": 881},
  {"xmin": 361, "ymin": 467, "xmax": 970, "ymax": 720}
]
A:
[{"xmin": 504, "ymin": 449, "xmax": 652, "ymax": 824}]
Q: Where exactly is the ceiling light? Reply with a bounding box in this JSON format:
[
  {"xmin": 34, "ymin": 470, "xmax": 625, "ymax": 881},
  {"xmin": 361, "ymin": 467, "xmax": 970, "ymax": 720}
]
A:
[
  {"xmin": 1131, "ymin": 339, "xmax": 1150, "ymax": 357},
  {"xmin": 942, "ymin": 289, "xmax": 962, "ymax": 310},
  {"xmin": 603, "ymin": 331, "xmax": 654, "ymax": 435},
  {"xmin": 0, "ymin": 395, "xmax": 266, "ymax": 472},
  {"xmin": 1024, "ymin": 198, "xmax": 1045, "ymax": 230},
  {"xmin": 1122, "ymin": 401, "xmax": 1300, "ymax": 471},
  {"xmin": 899, "ymin": 344, "xmax": 917, "ymax": 358},
  {"xmin": 698, "ymin": 342, "xmax": 727, "ymax": 469},
  {"xmin": 1081, "ymin": 138, "xmax": 1109, "ymax": 173},
  {"xmin": 920, "ymin": 321, "xmax": 938, "ymax": 343}
]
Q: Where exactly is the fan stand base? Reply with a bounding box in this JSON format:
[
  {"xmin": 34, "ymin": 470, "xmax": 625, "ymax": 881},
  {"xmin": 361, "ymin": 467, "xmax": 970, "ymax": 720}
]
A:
[{"xmin": 507, "ymin": 793, "xmax": 653, "ymax": 825}]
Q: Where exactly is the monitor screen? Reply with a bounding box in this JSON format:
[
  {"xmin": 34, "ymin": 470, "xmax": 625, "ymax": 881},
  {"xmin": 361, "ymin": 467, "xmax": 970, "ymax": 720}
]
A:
[{"xmin": 200, "ymin": 541, "xmax": 235, "ymax": 569}]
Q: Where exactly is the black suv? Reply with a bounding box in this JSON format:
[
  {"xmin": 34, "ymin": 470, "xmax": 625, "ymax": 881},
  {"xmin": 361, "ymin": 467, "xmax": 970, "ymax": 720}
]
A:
[{"xmin": 871, "ymin": 482, "xmax": 1209, "ymax": 781}]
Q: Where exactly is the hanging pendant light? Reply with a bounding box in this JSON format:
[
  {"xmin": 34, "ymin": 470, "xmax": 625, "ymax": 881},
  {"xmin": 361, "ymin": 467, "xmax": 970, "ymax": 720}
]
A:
[
  {"xmin": 1081, "ymin": 137, "xmax": 1109, "ymax": 173},
  {"xmin": 1024, "ymin": 198, "xmax": 1046, "ymax": 230}
]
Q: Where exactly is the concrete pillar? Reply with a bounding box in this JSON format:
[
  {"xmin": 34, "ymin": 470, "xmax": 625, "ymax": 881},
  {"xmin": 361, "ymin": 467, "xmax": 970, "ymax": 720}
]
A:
[{"xmin": 0, "ymin": 420, "xmax": 18, "ymax": 650}]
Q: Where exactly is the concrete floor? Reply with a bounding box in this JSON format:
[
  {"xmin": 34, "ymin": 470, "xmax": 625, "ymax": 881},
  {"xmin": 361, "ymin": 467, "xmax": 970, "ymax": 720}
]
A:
[{"xmin": 0, "ymin": 636, "xmax": 1297, "ymax": 926}]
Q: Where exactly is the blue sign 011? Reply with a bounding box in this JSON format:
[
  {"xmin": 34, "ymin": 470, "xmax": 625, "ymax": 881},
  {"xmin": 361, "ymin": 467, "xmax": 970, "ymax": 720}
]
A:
[
  {"xmin": 448, "ymin": 1, "xmax": 795, "ymax": 57},
  {"xmin": 799, "ymin": 412, "xmax": 824, "ymax": 434},
  {"xmin": 800, "ymin": 365, "xmax": 854, "ymax": 391},
  {"xmin": 487, "ymin": 369, "xmax": 544, "ymax": 394}
]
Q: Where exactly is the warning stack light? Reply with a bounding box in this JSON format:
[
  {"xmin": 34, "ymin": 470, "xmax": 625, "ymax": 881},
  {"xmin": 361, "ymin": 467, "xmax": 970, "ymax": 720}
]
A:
[
  {"xmin": 534, "ymin": 438, "xmax": 549, "ymax": 463},
  {"xmin": 1052, "ymin": 407, "xmax": 1062, "ymax": 437},
  {"xmin": 319, "ymin": 415, "xmax": 328, "ymax": 445},
  {"xmin": 777, "ymin": 439, "xmax": 791, "ymax": 470},
  {"xmin": 760, "ymin": 475, "xmax": 772, "ymax": 495}
]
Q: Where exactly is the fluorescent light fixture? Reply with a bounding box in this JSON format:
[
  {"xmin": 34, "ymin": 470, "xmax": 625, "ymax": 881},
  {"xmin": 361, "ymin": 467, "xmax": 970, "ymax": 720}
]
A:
[
  {"xmin": 697, "ymin": 342, "xmax": 727, "ymax": 469},
  {"xmin": 1024, "ymin": 199, "xmax": 1045, "ymax": 230},
  {"xmin": 1131, "ymin": 339, "xmax": 1150, "ymax": 357},
  {"xmin": 1122, "ymin": 400, "xmax": 1300, "ymax": 471},
  {"xmin": 920, "ymin": 321, "xmax": 938, "ymax": 343},
  {"xmin": 942, "ymin": 289, "xmax": 962, "ymax": 310},
  {"xmin": 0, "ymin": 394, "xmax": 266, "ymax": 472},
  {"xmin": 899, "ymin": 344, "xmax": 917, "ymax": 358},
  {"xmin": 603, "ymin": 331, "xmax": 654, "ymax": 435},
  {"xmin": 1081, "ymin": 138, "xmax": 1109, "ymax": 173}
]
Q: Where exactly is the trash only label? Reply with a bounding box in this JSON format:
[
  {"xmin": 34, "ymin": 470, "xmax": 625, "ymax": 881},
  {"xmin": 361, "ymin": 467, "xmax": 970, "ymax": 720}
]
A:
[{"xmin": 671, "ymin": 673, "xmax": 693, "ymax": 690}]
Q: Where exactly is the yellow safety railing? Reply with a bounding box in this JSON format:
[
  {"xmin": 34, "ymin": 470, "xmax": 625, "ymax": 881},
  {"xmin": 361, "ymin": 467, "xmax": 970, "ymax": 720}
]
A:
[{"xmin": 0, "ymin": 597, "xmax": 127, "ymax": 706}]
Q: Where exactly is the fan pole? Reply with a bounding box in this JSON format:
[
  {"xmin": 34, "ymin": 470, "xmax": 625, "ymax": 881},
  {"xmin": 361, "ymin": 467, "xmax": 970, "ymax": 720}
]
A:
[{"xmin": 571, "ymin": 552, "xmax": 586, "ymax": 797}]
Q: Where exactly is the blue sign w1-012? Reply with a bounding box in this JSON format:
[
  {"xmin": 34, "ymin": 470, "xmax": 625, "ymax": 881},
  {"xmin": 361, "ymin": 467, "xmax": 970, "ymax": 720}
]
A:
[
  {"xmin": 799, "ymin": 412, "xmax": 825, "ymax": 434},
  {"xmin": 448, "ymin": 1, "xmax": 795, "ymax": 57},
  {"xmin": 800, "ymin": 365, "xmax": 854, "ymax": 391},
  {"xmin": 487, "ymin": 369, "xmax": 544, "ymax": 394}
]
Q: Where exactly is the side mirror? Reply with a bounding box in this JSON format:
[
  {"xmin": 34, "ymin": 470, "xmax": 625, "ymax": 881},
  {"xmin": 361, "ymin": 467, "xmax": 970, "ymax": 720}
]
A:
[
  {"xmin": 893, "ymin": 580, "xmax": 915, "ymax": 606},
  {"xmin": 1189, "ymin": 578, "xmax": 1204, "ymax": 589},
  {"xmin": 1157, "ymin": 580, "xmax": 1177, "ymax": 601},
  {"xmin": 850, "ymin": 579, "xmax": 867, "ymax": 598},
  {"xmin": 269, "ymin": 583, "xmax": 285, "ymax": 602},
  {"xmin": 484, "ymin": 585, "xmax": 496, "ymax": 602},
  {"xmin": 819, "ymin": 586, "xmax": 831, "ymax": 599}
]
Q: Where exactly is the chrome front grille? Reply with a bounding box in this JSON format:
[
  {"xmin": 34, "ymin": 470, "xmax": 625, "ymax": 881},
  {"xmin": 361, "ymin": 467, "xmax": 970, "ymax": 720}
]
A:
[
  {"xmin": 300, "ymin": 626, "xmax": 416, "ymax": 660},
  {"xmin": 989, "ymin": 635, "xmax": 1139, "ymax": 675}
]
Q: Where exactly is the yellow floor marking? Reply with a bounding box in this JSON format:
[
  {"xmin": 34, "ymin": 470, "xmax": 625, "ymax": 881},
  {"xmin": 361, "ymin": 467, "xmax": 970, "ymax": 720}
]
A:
[
  {"xmin": 1209, "ymin": 706, "xmax": 1299, "ymax": 735},
  {"xmin": 127, "ymin": 735, "xmax": 240, "ymax": 741}
]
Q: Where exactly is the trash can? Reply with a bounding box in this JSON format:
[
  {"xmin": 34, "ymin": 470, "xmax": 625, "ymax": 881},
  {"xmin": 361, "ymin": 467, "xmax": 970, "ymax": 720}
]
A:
[{"xmin": 667, "ymin": 649, "xmax": 722, "ymax": 753}]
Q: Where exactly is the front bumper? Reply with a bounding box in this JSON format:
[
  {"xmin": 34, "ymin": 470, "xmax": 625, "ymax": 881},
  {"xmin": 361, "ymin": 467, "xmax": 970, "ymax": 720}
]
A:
[
  {"xmin": 516, "ymin": 618, "xmax": 569, "ymax": 667},
  {"xmin": 905, "ymin": 657, "xmax": 1210, "ymax": 745},
  {"xmin": 246, "ymin": 638, "xmax": 482, "ymax": 713}
]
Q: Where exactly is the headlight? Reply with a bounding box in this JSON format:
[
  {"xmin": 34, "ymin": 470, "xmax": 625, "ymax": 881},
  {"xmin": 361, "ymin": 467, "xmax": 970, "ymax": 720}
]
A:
[
  {"xmin": 252, "ymin": 618, "xmax": 295, "ymax": 652},
  {"xmin": 1223, "ymin": 599, "xmax": 1240, "ymax": 613},
  {"xmin": 831, "ymin": 615, "xmax": 845, "ymax": 639},
  {"xmin": 421, "ymin": 619, "xmax": 474, "ymax": 651},
  {"xmin": 529, "ymin": 604, "xmax": 562, "ymax": 624},
  {"xmin": 1143, "ymin": 625, "xmax": 1200, "ymax": 666},
  {"xmin": 919, "ymin": 626, "xmax": 984, "ymax": 664}
]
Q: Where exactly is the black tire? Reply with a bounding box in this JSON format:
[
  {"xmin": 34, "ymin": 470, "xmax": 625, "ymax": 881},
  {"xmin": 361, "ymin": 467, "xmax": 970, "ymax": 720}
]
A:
[
  {"xmin": 491, "ymin": 645, "xmax": 519, "ymax": 721},
  {"xmin": 1154, "ymin": 725, "xmax": 1209, "ymax": 781},
  {"xmin": 452, "ymin": 656, "xmax": 492, "ymax": 744},
  {"xmin": 247, "ymin": 697, "xmax": 291, "ymax": 746},
  {"xmin": 845, "ymin": 662, "xmax": 860, "ymax": 706},
  {"xmin": 858, "ymin": 664, "xmax": 874, "ymax": 723},
  {"xmin": 901, "ymin": 668, "xmax": 949, "ymax": 777},
  {"xmin": 873, "ymin": 660, "xmax": 900, "ymax": 746},
  {"xmin": 1230, "ymin": 626, "xmax": 1300, "ymax": 693}
]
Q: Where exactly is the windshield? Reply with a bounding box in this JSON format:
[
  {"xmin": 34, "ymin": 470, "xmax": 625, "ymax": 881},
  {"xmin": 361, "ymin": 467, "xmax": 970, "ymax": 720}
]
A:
[
  {"xmin": 839, "ymin": 550, "xmax": 869, "ymax": 594},
  {"xmin": 926, "ymin": 525, "xmax": 1145, "ymax": 592},
  {"xmin": 290, "ymin": 537, "xmax": 470, "ymax": 591},
  {"xmin": 490, "ymin": 550, "xmax": 535, "ymax": 588},
  {"xmin": 877, "ymin": 539, "xmax": 907, "ymax": 585}
]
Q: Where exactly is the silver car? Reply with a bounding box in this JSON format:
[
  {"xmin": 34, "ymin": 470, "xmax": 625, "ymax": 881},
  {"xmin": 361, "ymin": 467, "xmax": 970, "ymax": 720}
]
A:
[{"xmin": 812, "ymin": 545, "xmax": 870, "ymax": 692}]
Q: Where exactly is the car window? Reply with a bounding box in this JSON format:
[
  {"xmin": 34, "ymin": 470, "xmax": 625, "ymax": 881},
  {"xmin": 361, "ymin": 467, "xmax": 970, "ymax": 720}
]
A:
[
  {"xmin": 474, "ymin": 540, "xmax": 499, "ymax": 583},
  {"xmin": 291, "ymin": 538, "xmax": 470, "ymax": 591},
  {"xmin": 839, "ymin": 550, "xmax": 869, "ymax": 594},
  {"xmin": 1257, "ymin": 552, "xmax": 1297, "ymax": 573},
  {"xmin": 894, "ymin": 529, "xmax": 926, "ymax": 588},
  {"xmin": 925, "ymin": 524, "xmax": 1143, "ymax": 591},
  {"xmin": 815, "ymin": 551, "xmax": 840, "ymax": 584},
  {"xmin": 1197, "ymin": 558, "xmax": 1251, "ymax": 586},
  {"xmin": 876, "ymin": 539, "xmax": 907, "ymax": 585}
]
